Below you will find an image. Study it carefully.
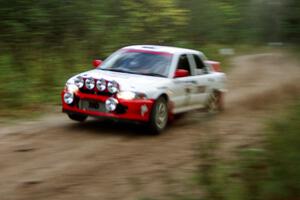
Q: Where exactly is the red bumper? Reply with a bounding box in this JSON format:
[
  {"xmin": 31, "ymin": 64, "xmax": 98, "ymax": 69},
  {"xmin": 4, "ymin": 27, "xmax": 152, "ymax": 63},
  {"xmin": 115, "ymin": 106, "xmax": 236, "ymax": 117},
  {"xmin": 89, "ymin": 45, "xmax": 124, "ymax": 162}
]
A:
[{"xmin": 62, "ymin": 90, "xmax": 154, "ymax": 122}]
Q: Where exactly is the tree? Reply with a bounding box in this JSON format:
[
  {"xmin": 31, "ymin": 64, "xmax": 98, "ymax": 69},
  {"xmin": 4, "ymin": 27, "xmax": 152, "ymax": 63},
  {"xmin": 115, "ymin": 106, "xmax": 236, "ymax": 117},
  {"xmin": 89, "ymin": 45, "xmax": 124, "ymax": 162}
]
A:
[
  {"xmin": 119, "ymin": 0, "xmax": 188, "ymax": 45},
  {"xmin": 282, "ymin": 0, "xmax": 300, "ymax": 43}
]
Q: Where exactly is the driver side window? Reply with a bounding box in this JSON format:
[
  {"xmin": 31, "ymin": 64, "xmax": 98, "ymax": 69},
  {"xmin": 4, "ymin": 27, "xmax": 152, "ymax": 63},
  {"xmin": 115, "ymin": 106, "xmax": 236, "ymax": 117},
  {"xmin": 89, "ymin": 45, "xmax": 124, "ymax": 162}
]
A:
[{"xmin": 177, "ymin": 54, "xmax": 191, "ymax": 76}]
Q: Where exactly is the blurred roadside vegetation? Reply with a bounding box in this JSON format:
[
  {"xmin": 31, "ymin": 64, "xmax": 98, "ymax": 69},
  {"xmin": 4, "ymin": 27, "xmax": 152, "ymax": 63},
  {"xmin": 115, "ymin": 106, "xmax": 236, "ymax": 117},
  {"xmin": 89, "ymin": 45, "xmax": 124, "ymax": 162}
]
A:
[
  {"xmin": 196, "ymin": 99, "xmax": 300, "ymax": 200},
  {"xmin": 0, "ymin": 0, "xmax": 300, "ymax": 117}
]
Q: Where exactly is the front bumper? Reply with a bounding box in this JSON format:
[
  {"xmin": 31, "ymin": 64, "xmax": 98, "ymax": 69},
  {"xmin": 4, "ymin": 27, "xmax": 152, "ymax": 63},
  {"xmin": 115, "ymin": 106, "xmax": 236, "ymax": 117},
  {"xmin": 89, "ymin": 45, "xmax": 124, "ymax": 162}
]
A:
[{"xmin": 62, "ymin": 90, "xmax": 154, "ymax": 122}]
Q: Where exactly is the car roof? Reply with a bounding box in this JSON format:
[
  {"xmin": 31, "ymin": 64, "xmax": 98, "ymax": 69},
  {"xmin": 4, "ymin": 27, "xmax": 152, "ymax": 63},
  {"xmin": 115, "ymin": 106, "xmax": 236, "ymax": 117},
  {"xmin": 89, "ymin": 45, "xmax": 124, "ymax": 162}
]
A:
[{"xmin": 123, "ymin": 45, "xmax": 204, "ymax": 55}]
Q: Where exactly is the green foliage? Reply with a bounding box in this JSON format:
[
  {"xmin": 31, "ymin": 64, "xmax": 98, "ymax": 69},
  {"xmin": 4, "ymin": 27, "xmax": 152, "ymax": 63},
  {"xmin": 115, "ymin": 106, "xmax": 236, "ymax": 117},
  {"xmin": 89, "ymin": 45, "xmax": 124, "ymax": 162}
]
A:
[
  {"xmin": 1, "ymin": 0, "xmax": 299, "ymax": 49},
  {"xmin": 282, "ymin": 0, "xmax": 300, "ymax": 43},
  {"xmin": 182, "ymin": 0, "xmax": 245, "ymax": 44},
  {"xmin": 0, "ymin": 0, "xmax": 299, "ymax": 116},
  {"xmin": 197, "ymin": 100, "xmax": 300, "ymax": 200},
  {"xmin": 262, "ymin": 102, "xmax": 300, "ymax": 200},
  {"xmin": 121, "ymin": 0, "xmax": 188, "ymax": 44}
]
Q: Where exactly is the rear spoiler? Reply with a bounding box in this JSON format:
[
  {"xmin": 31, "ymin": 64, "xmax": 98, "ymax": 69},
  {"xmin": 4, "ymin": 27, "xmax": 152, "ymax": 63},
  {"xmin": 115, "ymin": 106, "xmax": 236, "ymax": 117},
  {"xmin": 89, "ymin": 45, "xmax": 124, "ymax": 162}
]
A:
[{"xmin": 204, "ymin": 60, "xmax": 221, "ymax": 72}]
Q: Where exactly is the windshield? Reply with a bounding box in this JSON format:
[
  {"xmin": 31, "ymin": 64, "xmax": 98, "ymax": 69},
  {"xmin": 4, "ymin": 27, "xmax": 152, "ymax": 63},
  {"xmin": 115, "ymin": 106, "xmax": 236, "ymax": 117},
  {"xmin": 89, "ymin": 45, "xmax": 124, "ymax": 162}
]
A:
[{"xmin": 99, "ymin": 49, "xmax": 173, "ymax": 77}]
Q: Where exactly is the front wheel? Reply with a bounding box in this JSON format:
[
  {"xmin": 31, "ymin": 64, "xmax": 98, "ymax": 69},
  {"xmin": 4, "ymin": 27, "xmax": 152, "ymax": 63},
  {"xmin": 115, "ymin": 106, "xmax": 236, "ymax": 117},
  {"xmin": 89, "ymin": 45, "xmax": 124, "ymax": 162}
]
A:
[
  {"xmin": 68, "ymin": 113, "xmax": 88, "ymax": 122},
  {"xmin": 148, "ymin": 97, "xmax": 168, "ymax": 134}
]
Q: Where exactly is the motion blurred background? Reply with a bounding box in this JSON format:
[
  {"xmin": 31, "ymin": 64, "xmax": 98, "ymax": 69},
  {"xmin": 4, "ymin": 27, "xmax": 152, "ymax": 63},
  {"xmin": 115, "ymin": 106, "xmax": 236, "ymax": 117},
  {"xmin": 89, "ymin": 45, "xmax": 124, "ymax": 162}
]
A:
[
  {"xmin": 0, "ymin": 0, "xmax": 299, "ymax": 116},
  {"xmin": 0, "ymin": 1, "xmax": 300, "ymax": 200}
]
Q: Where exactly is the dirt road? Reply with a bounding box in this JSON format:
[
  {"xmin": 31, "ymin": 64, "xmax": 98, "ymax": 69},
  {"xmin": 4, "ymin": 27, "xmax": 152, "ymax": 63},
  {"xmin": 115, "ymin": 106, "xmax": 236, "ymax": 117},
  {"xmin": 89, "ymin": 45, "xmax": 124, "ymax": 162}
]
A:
[{"xmin": 0, "ymin": 52, "xmax": 299, "ymax": 200}]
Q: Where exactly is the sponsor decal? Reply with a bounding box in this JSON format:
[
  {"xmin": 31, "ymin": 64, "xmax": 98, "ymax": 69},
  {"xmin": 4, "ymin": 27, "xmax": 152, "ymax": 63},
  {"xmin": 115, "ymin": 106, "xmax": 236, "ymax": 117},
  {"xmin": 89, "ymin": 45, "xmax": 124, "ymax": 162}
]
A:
[
  {"xmin": 197, "ymin": 86, "xmax": 206, "ymax": 93},
  {"xmin": 157, "ymin": 86, "xmax": 168, "ymax": 89}
]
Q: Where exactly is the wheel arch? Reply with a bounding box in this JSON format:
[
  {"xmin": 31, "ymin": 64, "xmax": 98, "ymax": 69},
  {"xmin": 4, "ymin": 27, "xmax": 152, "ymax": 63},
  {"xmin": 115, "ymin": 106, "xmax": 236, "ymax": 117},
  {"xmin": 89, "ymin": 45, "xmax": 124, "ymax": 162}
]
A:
[
  {"xmin": 212, "ymin": 88, "xmax": 221, "ymax": 95},
  {"xmin": 208, "ymin": 88, "xmax": 225, "ymax": 111},
  {"xmin": 155, "ymin": 93, "xmax": 175, "ymax": 120},
  {"xmin": 158, "ymin": 93, "xmax": 169, "ymax": 102},
  {"xmin": 148, "ymin": 93, "xmax": 170, "ymax": 133}
]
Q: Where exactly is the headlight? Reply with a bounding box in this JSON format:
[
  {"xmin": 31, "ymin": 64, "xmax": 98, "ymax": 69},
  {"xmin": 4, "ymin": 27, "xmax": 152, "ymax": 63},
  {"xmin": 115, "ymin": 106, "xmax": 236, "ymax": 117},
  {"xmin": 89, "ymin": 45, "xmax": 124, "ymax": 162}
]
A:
[
  {"xmin": 117, "ymin": 91, "xmax": 136, "ymax": 100},
  {"xmin": 107, "ymin": 81, "xmax": 119, "ymax": 93},
  {"xmin": 85, "ymin": 77, "xmax": 95, "ymax": 90},
  {"xmin": 105, "ymin": 98, "xmax": 118, "ymax": 111},
  {"xmin": 96, "ymin": 78, "xmax": 106, "ymax": 91},
  {"xmin": 66, "ymin": 84, "xmax": 79, "ymax": 93},
  {"xmin": 117, "ymin": 91, "xmax": 147, "ymax": 100},
  {"xmin": 74, "ymin": 76, "xmax": 84, "ymax": 88},
  {"xmin": 64, "ymin": 92, "xmax": 74, "ymax": 105}
]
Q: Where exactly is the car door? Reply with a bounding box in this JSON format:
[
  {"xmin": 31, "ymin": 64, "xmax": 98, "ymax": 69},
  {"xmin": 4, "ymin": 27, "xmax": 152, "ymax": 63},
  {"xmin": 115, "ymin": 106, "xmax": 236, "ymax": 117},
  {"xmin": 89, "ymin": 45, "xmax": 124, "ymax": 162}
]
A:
[
  {"xmin": 186, "ymin": 54, "xmax": 211, "ymax": 107},
  {"xmin": 171, "ymin": 54, "xmax": 193, "ymax": 111}
]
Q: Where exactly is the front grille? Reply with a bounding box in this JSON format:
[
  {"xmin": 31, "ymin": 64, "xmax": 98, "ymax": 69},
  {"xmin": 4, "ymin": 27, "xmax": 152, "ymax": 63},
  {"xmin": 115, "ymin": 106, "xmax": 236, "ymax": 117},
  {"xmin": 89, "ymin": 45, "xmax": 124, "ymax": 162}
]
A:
[
  {"xmin": 78, "ymin": 99, "xmax": 107, "ymax": 113},
  {"xmin": 79, "ymin": 88, "xmax": 111, "ymax": 96}
]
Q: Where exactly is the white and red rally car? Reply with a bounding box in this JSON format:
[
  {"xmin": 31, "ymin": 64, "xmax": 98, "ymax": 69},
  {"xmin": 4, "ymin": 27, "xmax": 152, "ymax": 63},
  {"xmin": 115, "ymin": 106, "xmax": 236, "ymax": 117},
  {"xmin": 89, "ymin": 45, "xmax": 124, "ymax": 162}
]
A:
[{"xmin": 62, "ymin": 45, "xmax": 226, "ymax": 133}]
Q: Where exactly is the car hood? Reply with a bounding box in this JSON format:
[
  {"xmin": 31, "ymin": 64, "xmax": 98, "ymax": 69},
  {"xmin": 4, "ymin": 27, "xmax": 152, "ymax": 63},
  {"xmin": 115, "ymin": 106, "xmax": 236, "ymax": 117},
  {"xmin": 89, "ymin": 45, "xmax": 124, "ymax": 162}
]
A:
[{"xmin": 68, "ymin": 69, "xmax": 171, "ymax": 93}]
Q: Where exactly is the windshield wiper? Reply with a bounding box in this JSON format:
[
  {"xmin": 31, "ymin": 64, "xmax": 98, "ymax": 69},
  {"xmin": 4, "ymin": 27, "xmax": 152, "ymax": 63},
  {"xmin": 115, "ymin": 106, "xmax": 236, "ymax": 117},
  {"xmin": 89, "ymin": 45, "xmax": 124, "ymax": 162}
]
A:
[
  {"xmin": 101, "ymin": 68, "xmax": 135, "ymax": 74},
  {"xmin": 100, "ymin": 68, "xmax": 130, "ymax": 73},
  {"xmin": 140, "ymin": 73, "xmax": 167, "ymax": 78},
  {"xmin": 101, "ymin": 69, "xmax": 166, "ymax": 77}
]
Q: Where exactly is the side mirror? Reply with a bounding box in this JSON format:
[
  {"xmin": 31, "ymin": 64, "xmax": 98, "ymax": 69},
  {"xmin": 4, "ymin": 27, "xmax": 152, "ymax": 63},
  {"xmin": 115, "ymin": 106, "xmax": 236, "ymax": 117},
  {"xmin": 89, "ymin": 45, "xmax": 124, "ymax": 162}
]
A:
[
  {"xmin": 92, "ymin": 59, "xmax": 103, "ymax": 68},
  {"xmin": 174, "ymin": 69, "xmax": 189, "ymax": 78}
]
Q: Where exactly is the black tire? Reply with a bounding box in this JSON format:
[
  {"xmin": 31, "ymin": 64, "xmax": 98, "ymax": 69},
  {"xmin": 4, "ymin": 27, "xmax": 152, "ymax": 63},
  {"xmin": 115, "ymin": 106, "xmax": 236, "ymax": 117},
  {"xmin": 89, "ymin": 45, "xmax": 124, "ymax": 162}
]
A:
[
  {"xmin": 67, "ymin": 113, "xmax": 88, "ymax": 122},
  {"xmin": 206, "ymin": 91, "xmax": 224, "ymax": 113},
  {"xmin": 148, "ymin": 97, "xmax": 168, "ymax": 134}
]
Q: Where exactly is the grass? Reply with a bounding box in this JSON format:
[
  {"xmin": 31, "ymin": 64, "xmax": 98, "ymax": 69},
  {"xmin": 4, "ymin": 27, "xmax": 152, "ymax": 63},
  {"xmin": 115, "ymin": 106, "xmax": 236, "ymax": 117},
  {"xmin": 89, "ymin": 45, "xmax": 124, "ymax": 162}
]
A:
[
  {"xmin": 196, "ymin": 99, "xmax": 300, "ymax": 200},
  {"xmin": 261, "ymin": 102, "xmax": 300, "ymax": 200},
  {"xmin": 0, "ymin": 47, "xmax": 91, "ymax": 119}
]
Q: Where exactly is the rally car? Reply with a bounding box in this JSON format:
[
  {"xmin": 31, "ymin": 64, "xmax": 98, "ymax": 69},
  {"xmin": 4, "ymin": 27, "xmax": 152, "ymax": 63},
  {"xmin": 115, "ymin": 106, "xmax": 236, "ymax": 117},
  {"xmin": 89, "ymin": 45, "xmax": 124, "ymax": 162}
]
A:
[{"xmin": 62, "ymin": 45, "xmax": 226, "ymax": 133}]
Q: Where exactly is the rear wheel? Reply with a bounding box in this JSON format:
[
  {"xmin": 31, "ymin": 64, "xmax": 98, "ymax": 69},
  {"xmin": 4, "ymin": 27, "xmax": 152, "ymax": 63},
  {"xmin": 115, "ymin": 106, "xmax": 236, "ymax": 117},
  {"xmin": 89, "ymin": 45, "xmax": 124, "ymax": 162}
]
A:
[
  {"xmin": 206, "ymin": 91, "xmax": 224, "ymax": 113},
  {"xmin": 68, "ymin": 113, "xmax": 88, "ymax": 122},
  {"xmin": 149, "ymin": 97, "xmax": 168, "ymax": 134}
]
